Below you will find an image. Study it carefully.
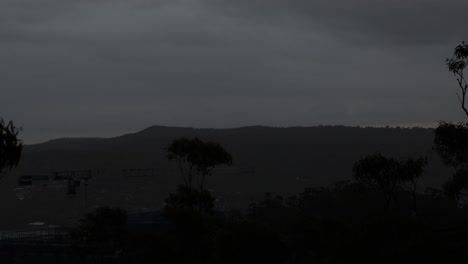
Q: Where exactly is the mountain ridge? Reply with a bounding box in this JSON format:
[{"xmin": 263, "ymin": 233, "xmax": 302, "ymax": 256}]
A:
[{"xmin": 25, "ymin": 125, "xmax": 435, "ymax": 146}]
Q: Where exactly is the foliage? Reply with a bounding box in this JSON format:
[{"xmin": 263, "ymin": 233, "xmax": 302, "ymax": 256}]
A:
[
  {"xmin": 164, "ymin": 185, "xmax": 215, "ymax": 217},
  {"xmin": 65, "ymin": 182, "xmax": 466, "ymax": 263},
  {"xmin": 164, "ymin": 138, "xmax": 231, "ymax": 220},
  {"xmin": 397, "ymin": 156, "xmax": 427, "ymax": 193},
  {"xmin": 436, "ymin": 42, "xmax": 468, "ymax": 166},
  {"xmin": 446, "ymin": 41, "xmax": 468, "ymax": 117},
  {"xmin": 443, "ymin": 169, "xmax": 468, "ymax": 202},
  {"xmin": 241, "ymin": 181, "xmax": 462, "ymax": 263},
  {"xmin": 0, "ymin": 119, "xmax": 22, "ymax": 178},
  {"xmin": 166, "ymin": 138, "xmax": 232, "ymax": 191},
  {"xmin": 432, "ymin": 42, "xmax": 468, "ymax": 203},
  {"xmin": 353, "ymin": 153, "xmax": 427, "ymax": 210},
  {"xmin": 70, "ymin": 207, "xmax": 128, "ymax": 245},
  {"xmin": 353, "ymin": 154, "xmax": 397, "ymax": 208},
  {"xmin": 162, "ymin": 185, "xmax": 221, "ymax": 264},
  {"xmin": 353, "ymin": 154, "xmax": 399, "ymax": 187},
  {"xmin": 434, "ymin": 122, "xmax": 468, "ymax": 168}
]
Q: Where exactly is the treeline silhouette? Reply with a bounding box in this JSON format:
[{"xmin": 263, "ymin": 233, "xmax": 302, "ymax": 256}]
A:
[
  {"xmin": 67, "ymin": 181, "xmax": 468, "ymax": 263},
  {"xmin": 62, "ymin": 134, "xmax": 468, "ymax": 263}
]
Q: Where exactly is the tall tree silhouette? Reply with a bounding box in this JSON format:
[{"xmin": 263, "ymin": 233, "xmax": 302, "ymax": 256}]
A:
[
  {"xmin": 0, "ymin": 119, "xmax": 22, "ymax": 179},
  {"xmin": 166, "ymin": 138, "xmax": 196, "ymax": 188},
  {"xmin": 434, "ymin": 41, "xmax": 468, "ymax": 202},
  {"xmin": 166, "ymin": 138, "xmax": 232, "ymax": 214},
  {"xmin": 397, "ymin": 156, "xmax": 427, "ymax": 211},
  {"xmin": 435, "ymin": 41, "xmax": 468, "ymax": 163},
  {"xmin": 446, "ymin": 41, "xmax": 468, "ymax": 117},
  {"xmin": 166, "ymin": 138, "xmax": 232, "ymax": 191},
  {"xmin": 435, "ymin": 41, "xmax": 468, "ymax": 160}
]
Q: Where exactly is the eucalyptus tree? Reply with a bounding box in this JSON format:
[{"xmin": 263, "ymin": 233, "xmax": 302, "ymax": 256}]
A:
[
  {"xmin": 443, "ymin": 169, "xmax": 468, "ymax": 203},
  {"xmin": 434, "ymin": 41, "xmax": 468, "ymax": 202},
  {"xmin": 353, "ymin": 154, "xmax": 400, "ymax": 210},
  {"xmin": 353, "ymin": 154, "xmax": 426, "ymax": 211},
  {"xmin": 0, "ymin": 119, "xmax": 22, "ymax": 179},
  {"xmin": 397, "ymin": 156, "xmax": 427, "ymax": 211},
  {"xmin": 446, "ymin": 41, "xmax": 468, "ymax": 117},
  {"xmin": 434, "ymin": 41, "xmax": 468, "ymax": 163},
  {"xmin": 166, "ymin": 137, "xmax": 232, "ymax": 191},
  {"xmin": 166, "ymin": 137, "xmax": 232, "ymax": 214}
]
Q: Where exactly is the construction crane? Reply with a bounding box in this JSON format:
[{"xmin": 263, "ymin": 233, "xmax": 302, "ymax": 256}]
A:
[{"xmin": 53, "ymin": 170, "xmax": 93, "ymax": 226}]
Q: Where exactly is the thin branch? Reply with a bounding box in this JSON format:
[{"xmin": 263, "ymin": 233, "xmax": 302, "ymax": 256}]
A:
[
  {"xmin": 457, "ymin": 93, "xmax": 463, "ymax": 105},
  {"xmin": 177, "ymin": 158, "xmax": 188, "ymax": 187},
  {"xmin": 456, "ymin": 72, "xmax": 468, "ymax": 118}
]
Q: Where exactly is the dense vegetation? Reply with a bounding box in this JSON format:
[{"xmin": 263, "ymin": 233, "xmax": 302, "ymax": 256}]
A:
[{"xmin": 69, "ymin": 181, "xmax": 468, "ymax": 263}]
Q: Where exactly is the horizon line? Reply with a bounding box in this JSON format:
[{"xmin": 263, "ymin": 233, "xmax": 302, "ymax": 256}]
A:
[{"xmin": 25, "ymin": 122, "xmax": 439, "ymax": 146}]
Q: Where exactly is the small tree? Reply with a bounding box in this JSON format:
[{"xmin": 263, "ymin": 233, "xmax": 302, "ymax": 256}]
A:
[
  {"xmin": 0, "ymin": 119, "xmax": 22, "ymax": 179},
  {"xmin": 166, "ymin": 138, "xmax": 232, "ymax": 214},
  {"xmin": 353, "ymin": 154, "xmax": 426, "ymax": 211},
  {"xmin": 353, "ymin": 154, "xmax": 400, "ymax": 210},
  {"xmin": 397, "ymin": 156, "xmax": 427, "ymax": 211}
]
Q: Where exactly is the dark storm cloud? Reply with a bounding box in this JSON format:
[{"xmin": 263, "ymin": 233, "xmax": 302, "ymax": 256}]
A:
[
  {"xmin": 204, "ymin": 0, "xmax": 468, "ymax": 46},
  {"xmin": 0, "ymin": 0, "xmax": 466, "ymax": 143}
]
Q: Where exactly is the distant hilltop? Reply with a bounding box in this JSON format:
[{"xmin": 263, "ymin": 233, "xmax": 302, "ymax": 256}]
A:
[{"xmin": 29, "ymin": 125, "xmax": 434, "ymax": 146}]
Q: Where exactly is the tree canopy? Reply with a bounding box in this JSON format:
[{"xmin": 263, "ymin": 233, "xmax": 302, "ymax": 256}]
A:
[
  {"xmin": 433, "ymin": 41, "xmax": 468, "ymax": 203},
  {"xmin": 165, "ymin": 138, "xmax": 232, "ymax": 215},
  {"xmin": 166, "ymin": 137, "xmax": 232, "ymax": 191},
  {"xmin": 446, "ymin": 41, "xmax": 468, "ymax": 117},
  {"xmin": 434, "ymin": 122, "xmax": 468, "ymax": 168},
  {"xmin": 353, "ymin": 153, "xmax": 426, "ymax": 210},
  {"xmin": 434, "ymin": 41, "xmax": 468, "ymax": 167},
  {"xmin": 0, "ymin": 119, "xmax": 22, "ymax": 179}
]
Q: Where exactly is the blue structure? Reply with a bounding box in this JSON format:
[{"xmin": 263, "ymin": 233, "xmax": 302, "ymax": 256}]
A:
[{"xmin": 127, "ymin": 211, "xmax": 168, "ymax": 226}]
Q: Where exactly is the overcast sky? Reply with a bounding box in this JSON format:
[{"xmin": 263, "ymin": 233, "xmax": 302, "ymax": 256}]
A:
[{"xmin": 1, "ymin": 0, "xmax": 467, "ymax": 143}]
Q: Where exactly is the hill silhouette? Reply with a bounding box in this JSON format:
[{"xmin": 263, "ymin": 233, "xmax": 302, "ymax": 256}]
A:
[{"xmin": 0, "ymin": 125, "xmax": 451, "ymax": 229}]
